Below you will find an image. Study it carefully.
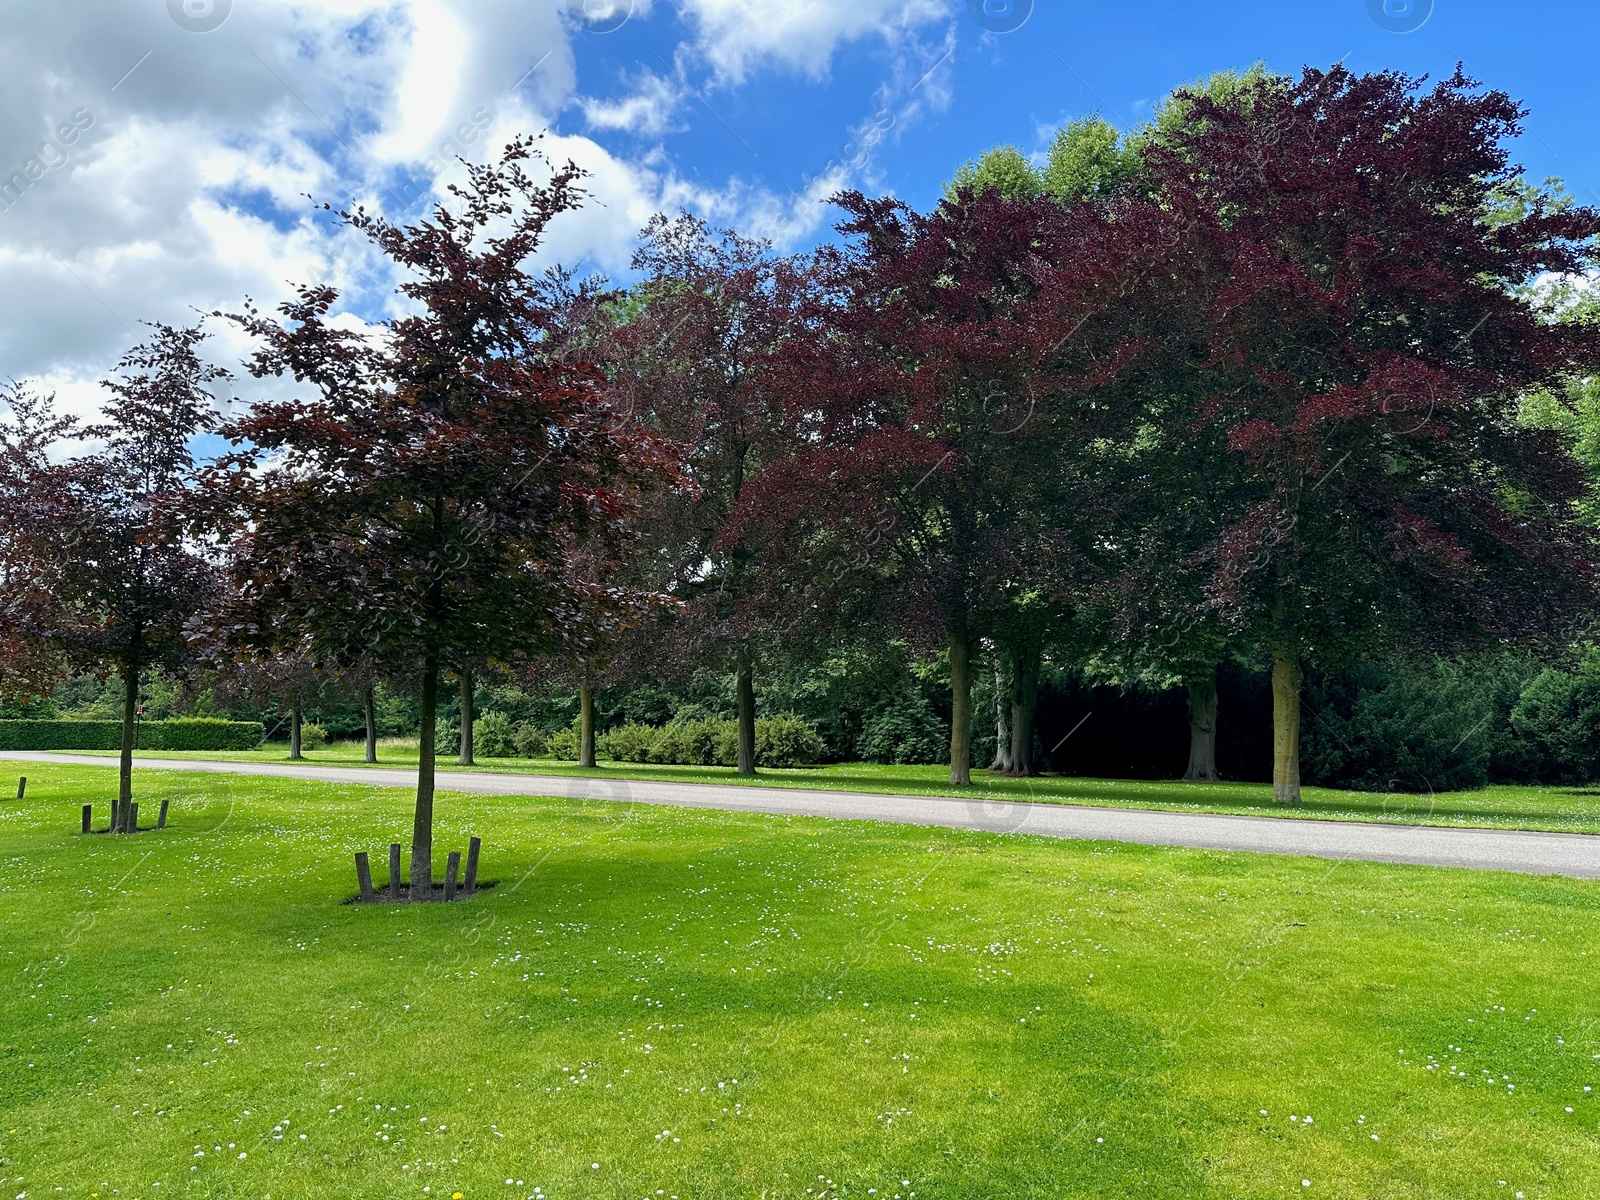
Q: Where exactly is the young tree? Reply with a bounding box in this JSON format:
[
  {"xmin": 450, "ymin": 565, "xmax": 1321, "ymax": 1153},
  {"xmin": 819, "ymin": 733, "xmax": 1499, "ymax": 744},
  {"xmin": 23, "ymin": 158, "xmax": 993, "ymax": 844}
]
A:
[
  {"xmin": 5, "ymin": 329, "xmax": 222, "ymax": 830},
  {"xmin": 206, "ymin": 137, "xmax": 680, "ymax": 895},
  {"xmin": 206, "ymin": 653, "xmax": 324, "ymax": 758},
  {"xmin": 1141, "ymin": 66, "xmax": 1600, "ymax": 802},
  {"xmin": 0, "ymin": 384, "xmax": 75, "ymax": 705}
]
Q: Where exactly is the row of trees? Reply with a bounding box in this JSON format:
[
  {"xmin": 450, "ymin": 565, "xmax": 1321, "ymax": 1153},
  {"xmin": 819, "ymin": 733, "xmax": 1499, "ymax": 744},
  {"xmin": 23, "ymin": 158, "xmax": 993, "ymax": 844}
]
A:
[{"xmin": 4, "ymin": 65, "xmax": 1600, "ymax": 892}]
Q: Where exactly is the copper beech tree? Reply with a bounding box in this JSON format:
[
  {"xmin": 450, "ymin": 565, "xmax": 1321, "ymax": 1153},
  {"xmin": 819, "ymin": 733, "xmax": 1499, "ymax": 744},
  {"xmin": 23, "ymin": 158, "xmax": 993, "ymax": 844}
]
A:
[
  {"xmin": 0, "ymin": 329, "xmax": 222, "ymax": 831},
  {"xmin": 204, "ymin": 138, "xmax": 682, "ymax": 896},
  {"xmin": 605, "ymin": 214, "xmax": 809, "ymax": 774},
  {"xmin": 740, "ymin": 187, "xmax": 1155, "ymax": 785},
  {"xmin": 0, "ymin": 384, "xmax": 73, "ymax": 706},
  {"xmin": 1139, "ymin": 67, "xmax": 1600, "ymax": 803}
]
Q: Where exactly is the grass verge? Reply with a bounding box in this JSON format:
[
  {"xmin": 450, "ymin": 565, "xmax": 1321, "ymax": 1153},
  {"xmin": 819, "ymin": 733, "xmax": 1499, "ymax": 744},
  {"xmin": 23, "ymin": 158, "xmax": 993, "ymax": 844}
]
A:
[{"xmin": 1, "ymin": 766, "xmax": 1598, "ymax": 1197}]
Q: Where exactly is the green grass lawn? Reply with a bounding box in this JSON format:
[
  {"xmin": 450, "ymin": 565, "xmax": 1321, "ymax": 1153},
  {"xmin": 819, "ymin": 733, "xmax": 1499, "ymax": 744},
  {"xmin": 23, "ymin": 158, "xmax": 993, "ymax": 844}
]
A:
[
  {"xmin": 2, "ymin": 764, "xmax": 1599, "ymax": 1198},
  {"xmin": 60, "ymin": 738, "xmax": 1600, "ymax": 835}
]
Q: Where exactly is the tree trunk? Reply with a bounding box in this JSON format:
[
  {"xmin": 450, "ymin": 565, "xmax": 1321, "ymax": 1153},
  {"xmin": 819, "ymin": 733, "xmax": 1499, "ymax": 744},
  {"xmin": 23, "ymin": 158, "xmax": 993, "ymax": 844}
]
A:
[
  {"xmin": 363, "ymin": 684, "xmax": 378, "ymax": 763},
  {"xmin": 115, "ymin": 656, "xmax": 138, "ymax": 833},
  {"xmin": 288, "ymin": 700, "xmax": 303, "ymax": 760},
  {"xmin": 1183, "ymin": 670, "xmax": 1220, "ymax": 783},
  {"xmin": 578, "ymin": 678, "xmax": 596, "ymax": 768},
  {"xmin": 736, "ymin": 644, "xmax": 756, "ymax": 776},
  {"xmin": 1008, "ymin": 648, "xmax": 1040, "ymax": 777},
  {"xmin": 1271, "ymin": 642, "xmax": 1302, "ymax": 805},
  {"xmin": 948, "ymin": 623, "xmax": 974, "ymax": 787},
  {"xmin": 989, "ymin": 656, "xmax": 1012, "ymax": 772},
  {"xmin": 458, "ymin": 668, "xmax": 475, "ymax": 766},
  {"xmin": 412, "ymin": 652, "xmax": 440, "ymax": 899}
]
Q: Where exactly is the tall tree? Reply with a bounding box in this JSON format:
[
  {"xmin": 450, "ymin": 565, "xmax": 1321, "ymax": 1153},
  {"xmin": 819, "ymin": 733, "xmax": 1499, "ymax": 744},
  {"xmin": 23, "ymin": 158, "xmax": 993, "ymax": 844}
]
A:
[
  {"xmin": 607, "ymin": 214, "xmax": 807, "ymax": 774},
  {"xmin": 456, "ymin": 663, "xmax": 477, "ymax": 766},
  {"xmin": 743, "ymin": 188, "xmax": 1144, "ymax": 785},
  {"xmin": 1139, "ymin": 66, "xmax": 1600, "ymax": 803},
  {"xmin": 205, "ymin": 137, "xmax": 681, "ymax": 894}
]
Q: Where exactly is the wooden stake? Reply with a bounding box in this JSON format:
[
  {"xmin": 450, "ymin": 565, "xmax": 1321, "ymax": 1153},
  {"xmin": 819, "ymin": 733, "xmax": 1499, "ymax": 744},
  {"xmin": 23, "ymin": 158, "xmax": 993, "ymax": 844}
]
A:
[
  {"xmin": 81, "ymin": 804, "xmax": 92, "ymax": 834},
  {"xmin": 129, "ymin": 802, "xmax": 139, "ymax": 832},
  {"xmin": 464, "ymin": 836, "xmax": 481, "ymax": 895},
  {"xmin": 444, "ymin": 851, "xmax": 461, "ymax": 903},
  {"xmin": 15, "ymin": 777, "xmax": 25, "ymax": 800},
  {"xmin": 388, "ymin": 843, "xmax": 402, "ymax": 898},
  {"xmin": 355, "ymin": 852, "xmax": 375, "ymax": 903},
  {"xmin": 157, "ymin": 798, "xmax": 169, "ymax": 829}
]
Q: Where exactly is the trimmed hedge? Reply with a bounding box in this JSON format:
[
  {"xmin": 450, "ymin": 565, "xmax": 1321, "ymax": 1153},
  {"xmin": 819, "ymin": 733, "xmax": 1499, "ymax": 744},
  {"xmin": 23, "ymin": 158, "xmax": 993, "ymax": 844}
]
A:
[{"xmin": 0, "ymin": 718, "xmax": 264, "ymax": 752}]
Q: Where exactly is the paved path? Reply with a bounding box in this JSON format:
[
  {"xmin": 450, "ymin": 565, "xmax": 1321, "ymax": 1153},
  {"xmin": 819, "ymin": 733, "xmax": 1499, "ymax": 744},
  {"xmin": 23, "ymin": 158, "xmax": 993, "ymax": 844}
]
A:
[{"xmin": 6, "ymin": 752, "xmax": 1600, "ymax": 879}]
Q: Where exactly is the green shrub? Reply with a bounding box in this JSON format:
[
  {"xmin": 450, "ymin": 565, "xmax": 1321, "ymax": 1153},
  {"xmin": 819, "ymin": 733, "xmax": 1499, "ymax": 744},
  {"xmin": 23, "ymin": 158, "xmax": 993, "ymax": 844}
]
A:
[
  {"xmin": 713, "ymin": 722, "xmax": 741, "ymax": 767},
  {"xmin": 591, "ymin": 715, "xmax": 821, "ymax": 768},
  {"xmin": 511, "ymin": 721, "xmax": 548, "ymax": 758},
  {"xmin": 299, "ymin": 722, "xmax": 328, "ymax": 751},
  {"xmin": 755, "ymin": 713, "xmax": 824, "ymax": 767},
  {"xmin": 0, "ymin": 720, "xmax": 121, "ymax": 751},
  {"xmin": 547, "ymin": 726, "xmax": 581, "ymax": 761},
  {"xmin": 600, "ymin": 720, "xmax": 733, "ymax": 765},
  {"xmin": 433, "ymin": 719, "xmax": 459, "ymax": 756},
  {"xmin": 858, "ymin": 693, "xmax": 946, "ymax": 765},
  {"xmin": 473, "ymin": 711, "xmax": 518, "ymax": 757},
  {"xmin": 1302, "ymin": 657, "xmax": 1535, "ymax": 792},
  {"xmin": 599, "ymin": 723, "xmax": 661, "ymax": 763},
  {"xmin": 1510, "ymin": 667, "xmax": 1600, "ymax": 784},
  {"xmin": 664, "ymin": 718, "xmax": 727, "ymax": 766}
]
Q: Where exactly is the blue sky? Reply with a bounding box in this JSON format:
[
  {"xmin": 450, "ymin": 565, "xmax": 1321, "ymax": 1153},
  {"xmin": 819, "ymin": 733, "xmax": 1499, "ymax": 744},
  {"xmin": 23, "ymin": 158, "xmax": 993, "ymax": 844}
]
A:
[
  {"xmin": 0, "ymin": 0, "xmax": 1594, "ymax": 419},
  {"xmin": 567, "ymin": 0, "xmax": 1600, "ymax": 260}
]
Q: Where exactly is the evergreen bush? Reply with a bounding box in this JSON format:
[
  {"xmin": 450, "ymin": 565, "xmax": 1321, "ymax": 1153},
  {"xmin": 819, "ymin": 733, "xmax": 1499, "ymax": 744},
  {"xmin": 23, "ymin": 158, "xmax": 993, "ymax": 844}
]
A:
[
  {"xmin": 511, "ymin": 721, "xmax": 549, "ymax": 758},
  {"xmin": 858, "ymin": 693, "xmax": 946, "ymax": 765},
  {"xmin": 472, "ymin": 711, "xmax": 518, "ymax": 757}
]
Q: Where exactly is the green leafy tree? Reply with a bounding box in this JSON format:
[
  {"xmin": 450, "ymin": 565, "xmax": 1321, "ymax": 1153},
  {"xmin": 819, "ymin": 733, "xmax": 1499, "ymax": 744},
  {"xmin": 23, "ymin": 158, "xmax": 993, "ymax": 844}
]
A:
[
  {"xmin": 944, "ymin": 145, "xmax": 1041, "ymax": 202},
  {"xmin": 1040, "ymin": 117, "xmax": 1139, "ymax": 202}
]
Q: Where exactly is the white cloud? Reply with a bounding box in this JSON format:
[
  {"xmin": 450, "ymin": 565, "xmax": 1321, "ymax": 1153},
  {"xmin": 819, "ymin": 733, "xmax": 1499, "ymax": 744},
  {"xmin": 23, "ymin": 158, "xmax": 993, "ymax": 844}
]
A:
[
  {"xmin": 0, "ymin": 0, "xmax": 969, "ymax": 422},
  {"xmin": 0, "ymin": 0, "xmax": 598, "ymax": 416},
  {"xmin": 581, "ymin": 70, "xmax": 683, "ymax": 137},
  {"xmin": 673, "ymin": 0, "xmax": 955, "ymax": 85}
]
